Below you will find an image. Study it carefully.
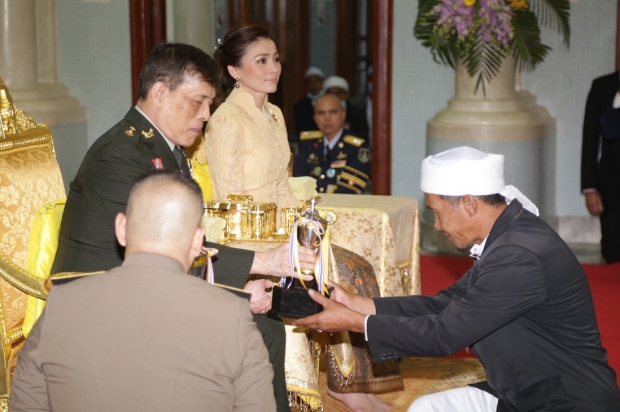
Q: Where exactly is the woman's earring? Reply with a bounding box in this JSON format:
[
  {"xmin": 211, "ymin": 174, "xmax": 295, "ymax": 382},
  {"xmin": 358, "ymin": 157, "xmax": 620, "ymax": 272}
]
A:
[{"xmin": 234, "ymin": 78, "xmax": 240, "ymax": 88}]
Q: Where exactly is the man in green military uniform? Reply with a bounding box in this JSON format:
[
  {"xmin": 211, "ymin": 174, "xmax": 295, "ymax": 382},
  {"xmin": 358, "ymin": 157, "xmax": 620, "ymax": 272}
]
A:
[
  {"xmin": 51, "ymin": 42, "xmax": 314, "ymax": 412},
  {"xmin": 293, "ymin": 93, "xmax": 371, "ymax": 194}
]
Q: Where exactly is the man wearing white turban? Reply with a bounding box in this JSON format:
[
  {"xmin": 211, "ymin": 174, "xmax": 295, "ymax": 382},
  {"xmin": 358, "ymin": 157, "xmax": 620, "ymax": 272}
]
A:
[{"xmin": 295, "ymin": 146, "xmax": 620, "ymax": 411}]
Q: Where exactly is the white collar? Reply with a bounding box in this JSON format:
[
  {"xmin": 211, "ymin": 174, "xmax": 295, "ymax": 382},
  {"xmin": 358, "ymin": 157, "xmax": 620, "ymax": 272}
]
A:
[
  {"xmin": 134, "ymin": 105, "xmax": 176, "ymax": 151},
  {"xmin": 613, "ymin": 92, "xmax": 620, "ymax": 109},
  {"xmin": 469, "ymin": 236, "xmax": 488, "ymax": 260},
  {"xmin": 324, "ymin": 128, "xmax": 344, "ymax": 151}
]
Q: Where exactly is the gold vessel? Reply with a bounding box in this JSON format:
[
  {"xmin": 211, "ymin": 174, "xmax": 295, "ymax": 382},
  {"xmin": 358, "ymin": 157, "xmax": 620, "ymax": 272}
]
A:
[{"xmin": 204, "ymin": 195, "xmax": 296, "ymax": 241}]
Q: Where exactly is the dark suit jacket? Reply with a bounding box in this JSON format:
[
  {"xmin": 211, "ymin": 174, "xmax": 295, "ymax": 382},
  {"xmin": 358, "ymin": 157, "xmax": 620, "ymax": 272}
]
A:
[
  {"xmin": 581, "ymin": 71, "xmax": 620, "ymax": 197},
  {"xmin": 52, "ymin": 107, "xmax": 253, "ymax": 288},
  {"xmin": 11, "ymin": 253, "xmax": 276, "ymax": 412},
  {"xmin": 293, "ymin": 97, "xmax": 318, "ymax": 140},
  {"xmin": 368, "ymin": 201, "xmax": 620, "ymax": 410},
  {"xmin": 344, "ymin": 101, "xmax": 369, "ymax": 141}
]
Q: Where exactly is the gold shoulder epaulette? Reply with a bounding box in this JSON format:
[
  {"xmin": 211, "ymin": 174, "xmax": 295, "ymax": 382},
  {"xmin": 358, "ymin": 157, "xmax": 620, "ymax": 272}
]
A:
[
  {"xmin": 300, "ymin": 130, "xmax": 323, "ymax": 140},
  {"xmin": 343, "ymin": 135, "xmax": 365, "ymax": 147}
]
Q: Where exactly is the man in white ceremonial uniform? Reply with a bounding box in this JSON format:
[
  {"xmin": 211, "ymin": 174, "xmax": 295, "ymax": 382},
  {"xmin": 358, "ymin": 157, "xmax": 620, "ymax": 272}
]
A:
[{"xmin": 294, "ymin": 146, "xmax": 620, "ymax": 411}]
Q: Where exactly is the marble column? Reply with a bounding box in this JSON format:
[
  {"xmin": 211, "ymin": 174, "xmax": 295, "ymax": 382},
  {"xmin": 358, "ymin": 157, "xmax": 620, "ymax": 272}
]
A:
[
  {"xmin": 0, "ymin": 0, "xmax": 86, "ymax": 126},
  {"xmin": 422, "ymin": 58, "xmax": 556, "ymax": 254}
]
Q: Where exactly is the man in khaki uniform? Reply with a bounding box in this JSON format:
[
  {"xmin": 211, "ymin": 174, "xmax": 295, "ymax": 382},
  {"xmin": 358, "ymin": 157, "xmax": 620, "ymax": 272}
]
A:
[{"xmin": 10, "ymin": 171, "xmax": 276, "ymax": 412}]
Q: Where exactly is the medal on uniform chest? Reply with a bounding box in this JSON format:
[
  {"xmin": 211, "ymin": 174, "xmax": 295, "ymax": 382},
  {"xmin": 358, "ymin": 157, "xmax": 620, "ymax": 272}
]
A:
[
  {"xmin": 313, "ymin": 166, "xmax": 322, "ymax": 176},
  {"xmin": 151, "ymin": 158, "xmax": 164, "ymax": 170},
  {"xmin": 326, "ymin": 168, "xmax": 336, "ymax": 178}
]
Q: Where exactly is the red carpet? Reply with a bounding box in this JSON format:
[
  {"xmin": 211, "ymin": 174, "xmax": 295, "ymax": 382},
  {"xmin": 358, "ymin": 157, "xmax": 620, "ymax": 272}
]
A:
[{"xmin": 420, "ymin": 254, "xmax": 620, "ymax": 385}]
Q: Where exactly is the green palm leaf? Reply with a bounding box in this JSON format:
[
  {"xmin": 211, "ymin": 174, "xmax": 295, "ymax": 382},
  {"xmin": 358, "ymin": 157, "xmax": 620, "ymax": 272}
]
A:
[
  {"xmin": 529, "ymin": 0, "xmax": 570, "ymax": 46},
  {"xmin": 511, "ymin": 8, "xmax": 552, "ymax": 72},
  {"xmin": 463, "ymin": 34, "xmax": 506, "ymax": 94}
]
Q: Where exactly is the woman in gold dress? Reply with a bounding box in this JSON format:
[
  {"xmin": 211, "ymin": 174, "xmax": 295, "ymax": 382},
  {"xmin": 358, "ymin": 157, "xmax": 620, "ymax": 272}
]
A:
[
  {"xmin": 206, "ymin": 25, "xmax": 402, "ymax": 412},
  {"xmin": 206, "ymin": 25, "xmax": 298, "ymax": 210}
]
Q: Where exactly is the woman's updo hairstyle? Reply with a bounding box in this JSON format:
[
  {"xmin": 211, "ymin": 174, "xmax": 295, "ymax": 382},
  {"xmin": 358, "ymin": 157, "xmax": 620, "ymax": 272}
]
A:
[{"xmin": 214, "ymin": 24, "xmax": 273, "ymax": 80}]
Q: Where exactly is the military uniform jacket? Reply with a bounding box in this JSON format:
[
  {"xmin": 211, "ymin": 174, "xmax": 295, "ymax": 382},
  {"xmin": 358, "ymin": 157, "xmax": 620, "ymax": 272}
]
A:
[
  {"xmin": 368, "ymin": 201, "xmax": 620, "ymax": 410},
  {"xmin": 293, "ymin": 128, "xmax": 371, "ymax": 194},
  {"xmin": 51, "ymin": 107, "xmax": 253, "ymax": 288},
  {"xmin": 11, "ymin": 253, "xmax": 276, "ymax": 412}
]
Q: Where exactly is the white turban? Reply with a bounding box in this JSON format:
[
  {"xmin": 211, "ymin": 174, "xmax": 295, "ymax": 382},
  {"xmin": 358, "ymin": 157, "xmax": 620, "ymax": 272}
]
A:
[
  {"xmin": 420, "ymin": 146, "xmax": 539, "ymax": 216},
  {"xmin": 323, "ymin": 76, "xmax": 349, "ymax": 92},
  {"xmin": 304, "ymin": 67, "xmax": 324, "ymax": 79}
]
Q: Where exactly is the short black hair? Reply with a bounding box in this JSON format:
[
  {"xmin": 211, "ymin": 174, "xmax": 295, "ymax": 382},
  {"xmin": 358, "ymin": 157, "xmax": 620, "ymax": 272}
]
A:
[{"xmin": 137, "ymin": 42, "xmax": 222, "ymax": 100}]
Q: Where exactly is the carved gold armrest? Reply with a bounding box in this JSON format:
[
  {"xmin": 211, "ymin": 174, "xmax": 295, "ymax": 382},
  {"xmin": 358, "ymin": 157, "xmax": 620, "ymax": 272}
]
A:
[{"xmin": 0, "ymin": 254, "xmax": 48, "ymax": 300}]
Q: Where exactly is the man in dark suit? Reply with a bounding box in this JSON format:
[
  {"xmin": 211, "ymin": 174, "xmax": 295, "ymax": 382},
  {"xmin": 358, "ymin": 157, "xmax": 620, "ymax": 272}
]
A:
[
  {"xmin": 293, "ymin": 66, "xmax": 324, "ymax": 141},
  {"xmin": 51, "ymin": 43, "xmax": 313, "ymax": 412},
  {"xmin": 11, "ymin": 171, "xmax": 277, "ymax": 412},
  {"xmin": 296, "ymin": 147, "xmax": 620, "ymax": 411},
  {"xmin": 581, "ymin": 71, "xmax": 620, "ymax": 263},
  {"xmin": 293, "ymin": 93, "xmax": 370, "ymax": 194}
]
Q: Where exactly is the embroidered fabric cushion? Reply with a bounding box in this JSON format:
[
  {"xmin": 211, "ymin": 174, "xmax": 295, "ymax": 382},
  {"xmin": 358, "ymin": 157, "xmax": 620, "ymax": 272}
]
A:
[
  {"xmin": 191, "ymin": 158, "xmax": 214, "ymax": 202},
  {"xmin": 22, "ymin": 199, "xmax": 66, "ymax": 337}
]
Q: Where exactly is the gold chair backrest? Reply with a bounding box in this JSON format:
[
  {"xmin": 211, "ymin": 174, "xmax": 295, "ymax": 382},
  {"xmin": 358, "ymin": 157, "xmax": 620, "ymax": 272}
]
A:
[{"xmin": 0, "ymin": 76, "xmax": 65, "ymax": 407}]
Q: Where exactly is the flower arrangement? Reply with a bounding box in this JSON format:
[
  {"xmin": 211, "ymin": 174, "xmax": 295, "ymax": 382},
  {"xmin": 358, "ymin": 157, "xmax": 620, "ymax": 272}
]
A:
[{"xmin": 414, "ymin": 0, "xmax": 570, "ymax": 92}]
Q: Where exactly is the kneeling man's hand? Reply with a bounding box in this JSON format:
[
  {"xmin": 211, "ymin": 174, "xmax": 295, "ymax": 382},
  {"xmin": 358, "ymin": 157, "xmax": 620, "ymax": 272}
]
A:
[{"xmin": 292, "ymin": 289, "xmax": 367, "ymax": 333}]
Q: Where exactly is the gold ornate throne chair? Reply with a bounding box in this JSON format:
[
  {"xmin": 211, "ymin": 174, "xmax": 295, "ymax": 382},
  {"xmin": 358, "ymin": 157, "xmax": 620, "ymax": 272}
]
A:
[{"xmin": 0, "ymin": 76, "xmax": 65, "ymax": 408}]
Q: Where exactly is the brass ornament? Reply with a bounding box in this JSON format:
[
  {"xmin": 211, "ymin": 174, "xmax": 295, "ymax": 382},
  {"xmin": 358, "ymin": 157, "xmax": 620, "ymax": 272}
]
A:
[{"xmin": 141, "ymin": 128, "xmax": 154, "ymax": 139}]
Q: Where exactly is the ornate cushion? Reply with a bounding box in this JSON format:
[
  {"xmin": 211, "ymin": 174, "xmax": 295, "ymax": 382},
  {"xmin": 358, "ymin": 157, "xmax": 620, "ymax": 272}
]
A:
[
  {"xmin": 191, "ymin": 158, "xmax": 213, "ymax": 202},
  {"xmin": 22, "ymin": 199, "xmax": 65, "ymax": 337},
  {"xmin": 0, "ymin": 143, "xmax": 66, "ymax": 330},
  {"xmin": 186, "ymin": 135, "xmax": 213, "ymax": 202}
]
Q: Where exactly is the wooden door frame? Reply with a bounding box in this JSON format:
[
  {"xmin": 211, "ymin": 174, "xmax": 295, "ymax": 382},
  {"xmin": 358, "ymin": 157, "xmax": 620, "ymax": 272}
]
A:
[
  {"xmin": 129, "ymin": 0, "xmax": 166, "ymax": 104},
  {"xmin": 371, "ymin": 0, "xmax": 392, "ymax": 195}
]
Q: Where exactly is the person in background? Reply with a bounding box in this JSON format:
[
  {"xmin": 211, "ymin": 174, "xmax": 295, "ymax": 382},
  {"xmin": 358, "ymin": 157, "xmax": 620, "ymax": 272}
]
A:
[
  {"xmin": 350, "ymin": 65, "xmax": 373, "ymax": 145},
  {"xmin": 323, "ymin": 75, "xmax": 369, "ymax": 141},
  {"xmin": 296, "ymin": 146, "xmax": 620, "ymax": 411},
  {"xmin": 294, "ymin": 66, "xmax": 324, "ymax": 140},
  {"xmin": 10, "ymin": 171, "xmax": 277, "ymax": 412},
  {"xmin": 293, "ymin": 93, "xmax": 371, "ymax": 194},
  {"xmin": 581, "ymin": 70, "xmax": 620, "ymax": 264}
]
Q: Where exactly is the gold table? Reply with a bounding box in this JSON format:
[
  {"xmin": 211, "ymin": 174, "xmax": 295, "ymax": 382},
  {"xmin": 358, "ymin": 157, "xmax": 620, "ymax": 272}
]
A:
[{"xmin": 314, "ymin": 193, "xmax": 420, "ymax": 297}]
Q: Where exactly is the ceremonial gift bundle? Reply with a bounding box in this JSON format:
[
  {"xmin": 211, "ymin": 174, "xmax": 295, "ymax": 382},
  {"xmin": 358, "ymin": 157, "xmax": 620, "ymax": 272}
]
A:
[
  {"xmin": 269, "ymin": 199, "xmax": 336, "ymax": 320},
  {"xmin": 204, "ymin": 194, "xmax": 300, "ymax": 241}
]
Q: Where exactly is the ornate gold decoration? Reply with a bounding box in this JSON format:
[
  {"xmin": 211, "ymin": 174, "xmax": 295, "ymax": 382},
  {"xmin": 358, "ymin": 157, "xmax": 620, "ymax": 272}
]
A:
[
  {"xmin": 0, "ymin": 256, "xmax": 48, "ymax": 301},
  {"xmin": 141, "ymin": 128, "xmax": 154, "ymax": 139},
  {"xmin": 125, "ymin": 126, "xmax": 136, "ymax": 136}
]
